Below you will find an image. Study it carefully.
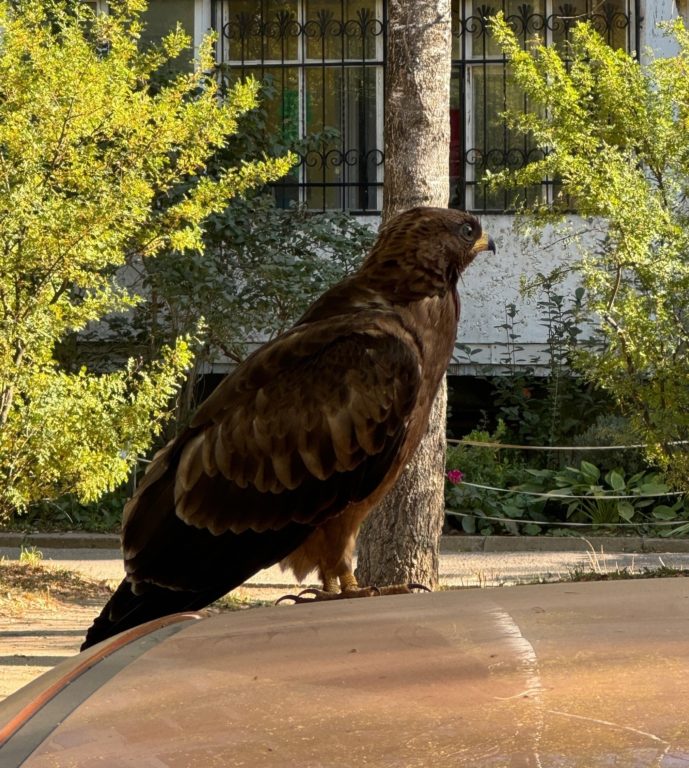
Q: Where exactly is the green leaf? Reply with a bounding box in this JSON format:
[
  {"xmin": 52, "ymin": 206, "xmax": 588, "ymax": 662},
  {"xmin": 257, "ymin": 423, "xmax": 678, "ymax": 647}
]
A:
[
  {"xmin": 549, "ymin": 485, "xmax": 576, "ymax": 496},
  {"xmin": 608, "ymin": 470, "xmax": 626, "ymax": 491},
  {"xmin": 0, "ymin": 1, "xmax": 296, "ymax": 519},
  {"xmin": 461, "ymin": 515, "xmax": 477, "ymax": 534},
  {"xmin": 652, "ymin": 505, "xmax": 680, "ymax": 521},
  {"xmin": 580, "ymin": 461, "xmax": 601, "ymax": 483},
  {"xmin": 523, "ymin": 523, "xmax": 542, "ymax": 535},
  {"xmin": 525, "ymin": 468, "xmax": 555, "ymax": 478},
  {"xmin": 639, "ymin": 483, "xmax": 670, "ymax": 495},
  {"xmin": 502, "ymin": 504, "xmax": 524, "ymax": 518},
  {"xmin": 487, "ymin": 14, "xmax": 689, "ymax": 493},
  {"xmin": 617, "ymin": 501, "xmax": 635, "ymax": 521}
]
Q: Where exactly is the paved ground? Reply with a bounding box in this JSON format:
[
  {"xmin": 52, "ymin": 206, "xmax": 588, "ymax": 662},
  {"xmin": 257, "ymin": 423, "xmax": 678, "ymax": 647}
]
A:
[
  {"xmin": 2, "ymin": 536, "xmax": 689, "ymax": 703},
  {"xmin": 3, "ymin": 544, "xmax": 689, "ymax": 589},
  {"xmin": 4, "ymin": 538, "xmax": 689, "ymax": 590}
]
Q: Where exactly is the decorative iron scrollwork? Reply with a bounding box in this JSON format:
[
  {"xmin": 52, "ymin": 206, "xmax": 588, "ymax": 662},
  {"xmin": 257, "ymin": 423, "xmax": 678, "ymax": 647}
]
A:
[{"xmin": 212, "ymin": 1, "xmax": 634, "ymax": 213}]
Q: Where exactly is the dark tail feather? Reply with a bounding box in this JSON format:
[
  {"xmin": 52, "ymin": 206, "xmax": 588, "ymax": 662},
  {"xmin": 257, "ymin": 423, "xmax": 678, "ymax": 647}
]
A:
[
  {"xmin": 82, "ymin": 523, "xmax": 315, "ymax": 651},
  {"xmin": 81, "ymin": 578, "xmax": 230, "ymax": 651}
]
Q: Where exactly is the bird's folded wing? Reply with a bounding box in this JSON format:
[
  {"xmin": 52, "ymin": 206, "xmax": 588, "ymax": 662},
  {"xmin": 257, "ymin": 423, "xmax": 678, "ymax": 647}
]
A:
[{"xmin": 124, "ymin": 315, "xmax": 422, "ymax": 543}]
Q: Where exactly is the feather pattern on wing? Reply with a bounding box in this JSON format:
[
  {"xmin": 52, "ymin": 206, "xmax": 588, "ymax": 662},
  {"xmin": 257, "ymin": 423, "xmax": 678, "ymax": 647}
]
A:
[{"xmin": 122, "ymin": 313, "xmax": 422, "ymax": 564}]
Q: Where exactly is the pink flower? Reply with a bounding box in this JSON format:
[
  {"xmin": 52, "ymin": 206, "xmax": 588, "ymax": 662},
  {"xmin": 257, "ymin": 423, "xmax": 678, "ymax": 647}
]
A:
[{"xmin": 447, "ymin": 469, "xmax": 464, "ymax": 485}]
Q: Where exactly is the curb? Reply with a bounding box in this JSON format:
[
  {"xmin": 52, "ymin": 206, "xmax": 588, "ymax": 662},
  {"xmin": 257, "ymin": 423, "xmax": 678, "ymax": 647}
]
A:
[
  {"xmin": 0, "ymin": 532, "xmax": 121, "ymax": 549},
  {"xmin": 2, "ymin": 531, "xmax": 689, "ymax": 554},
  {"xmin": 440, "ymin": 535, "xmax": 689, "ymax": 554}
]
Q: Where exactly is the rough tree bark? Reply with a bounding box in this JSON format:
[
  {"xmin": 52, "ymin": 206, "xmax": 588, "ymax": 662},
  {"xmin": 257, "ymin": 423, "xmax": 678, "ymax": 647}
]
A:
[{"xmin": 355, "ymin": 0, "xmax": 452, "ymax": 588}]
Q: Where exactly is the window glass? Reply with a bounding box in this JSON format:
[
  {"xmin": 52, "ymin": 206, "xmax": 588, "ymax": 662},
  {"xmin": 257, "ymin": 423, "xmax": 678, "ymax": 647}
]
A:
[
  {"xmin": 215, "ymin": 0, "xmax": 633, "ymax": 212},
  {"xmin": 470, "ymin": 68, "xmax": 546, "ymax": 210},
  {"xmin": 551, "ymin": 0, "xmax": 630, "ymax": 51},
  {"xmin": 304, "ymin": 0, "xmax": 379, "ymax": 60},
  {"xmin": 221, "ymin": 1, "xmax": 299, "ymax": 61},
  {"xmin": 214, "ymin": 0, "xmax": 383, "ymax": 212},
  {"xmin": 452, "ymin": 0, "xmax": 633, "ymax": 211}
]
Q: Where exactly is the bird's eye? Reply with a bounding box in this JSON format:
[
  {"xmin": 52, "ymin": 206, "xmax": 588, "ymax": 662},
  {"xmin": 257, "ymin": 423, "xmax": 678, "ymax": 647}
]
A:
[{"xmin": 460, "ymin": 222, "xmax": 474, "ymax": 239}]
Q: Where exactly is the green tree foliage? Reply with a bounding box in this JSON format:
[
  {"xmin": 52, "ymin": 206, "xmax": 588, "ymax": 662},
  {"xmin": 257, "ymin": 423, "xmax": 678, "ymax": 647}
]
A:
[
  {"xmin": 489, "ymin": 14, "xmax": 689, "ymax": 485},
  {"xmin": 0, "ymin": 0, "xmax": 293, "ymax": 517},
  {"xmin": 130, "ymin": 79, "xmax": 376, "ymax": 424},
  {"xmin": 143, "ymin": 195, "xmax": 374, "ymax": 367}
]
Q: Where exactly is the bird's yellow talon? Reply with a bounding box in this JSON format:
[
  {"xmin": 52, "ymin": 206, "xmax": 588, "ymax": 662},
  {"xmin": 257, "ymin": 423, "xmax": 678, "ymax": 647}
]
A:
[{"xmin": 276, "ymin": 583, "xmax": 433, "ymax": 605}]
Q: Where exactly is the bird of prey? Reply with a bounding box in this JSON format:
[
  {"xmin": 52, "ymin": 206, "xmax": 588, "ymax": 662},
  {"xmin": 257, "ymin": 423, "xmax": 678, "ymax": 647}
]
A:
[{"xmin": 82, "ymin": 207, "xmax": 494, "ymax": 650}]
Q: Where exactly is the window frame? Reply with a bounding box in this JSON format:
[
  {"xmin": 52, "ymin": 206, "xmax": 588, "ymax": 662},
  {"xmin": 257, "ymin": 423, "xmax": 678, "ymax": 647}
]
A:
[
  {"xmin": 452, "ymin": 0, "xmax": 641, "ymax": 212},
  {"xmin": 211, "ymin": 0, "xmax": 386, "ymax": 213},
  {"xmin": 211, "ymin": 0, "xmax": 640, "ymax": 214}
]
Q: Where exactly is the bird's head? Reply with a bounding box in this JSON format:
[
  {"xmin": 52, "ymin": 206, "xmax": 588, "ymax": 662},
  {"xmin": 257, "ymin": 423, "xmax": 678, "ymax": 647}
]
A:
[
  {"xmin": 442, "ymin": 209, "xmax": 496, "ymax": 272},
  {"xmin": 362, "ymin": 207, "xmax": 495, "ymax": 300}
]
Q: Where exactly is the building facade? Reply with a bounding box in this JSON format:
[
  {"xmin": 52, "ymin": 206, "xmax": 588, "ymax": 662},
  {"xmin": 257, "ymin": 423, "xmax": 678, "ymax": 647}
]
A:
[{"xmin": 108, "ymin": 0, "xmax": 685, "ymax": 373}]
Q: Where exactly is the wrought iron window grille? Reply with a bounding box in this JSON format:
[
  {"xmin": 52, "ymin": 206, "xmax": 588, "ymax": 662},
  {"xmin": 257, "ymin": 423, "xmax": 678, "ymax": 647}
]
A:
[
  {"xmin": 212, "ymin": 1, "xmax": 385, "ymax": 213},
  {"xmin": 212, "ymin": 0, "xmax": 639, "ymax": 214},
  {"xmin": 452, "ymin": 0, "xmax": 640, "ymax": 212}
]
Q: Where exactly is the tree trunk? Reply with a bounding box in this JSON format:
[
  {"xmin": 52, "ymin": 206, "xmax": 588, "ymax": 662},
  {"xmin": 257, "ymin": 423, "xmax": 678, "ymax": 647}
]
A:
[
  {"xmin": 355, "ymin": 0, "xmax": 452, "ymax": 588},
  {"xmin": 356, "ymin": 381, "xmax": 448, "ymax": 586}
]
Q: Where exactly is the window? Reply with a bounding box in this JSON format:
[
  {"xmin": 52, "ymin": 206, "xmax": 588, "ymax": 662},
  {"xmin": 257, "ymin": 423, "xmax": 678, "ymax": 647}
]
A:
[
  {"xmin": 452, "ymin": 0, "xmax": 638, "ymax": 211},
  {"xmin": 212, "ymin": 0, "xmax": 637, "ymax": 213},
  {"xmin": 212, "ymin": 0, "xmax": 385, "ymax": 212}
]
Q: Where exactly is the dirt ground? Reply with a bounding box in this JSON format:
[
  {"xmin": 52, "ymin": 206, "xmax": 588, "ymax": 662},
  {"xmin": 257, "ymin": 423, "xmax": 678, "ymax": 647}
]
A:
[
  {"xmin": 1, "ymin": 604, "xmax": 102, "ymax": 701},
  {"xmin": 0, "ymin": 561, "xmax": 287, "ymax": 702}
]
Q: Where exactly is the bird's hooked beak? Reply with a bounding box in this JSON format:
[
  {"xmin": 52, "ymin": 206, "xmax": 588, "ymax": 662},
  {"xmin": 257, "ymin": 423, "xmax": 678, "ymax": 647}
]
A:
[{"xmin": 471, "ymin": 232, "xmax": 496, "ymax": 257}]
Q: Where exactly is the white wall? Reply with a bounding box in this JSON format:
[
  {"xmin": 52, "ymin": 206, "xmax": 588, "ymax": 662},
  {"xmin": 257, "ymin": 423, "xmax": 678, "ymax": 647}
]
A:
[
  {"xmin": 341, "ymin": 213, "xmax": 589, "ymax": 376},
  {"xmin": 454, "ymin": 0, "xmax": 687, "ymax": 375},
  {"xmin": 452, "ymin": 214, "xmax": 589, "ymax": 374},
  {"xmin": 641, "ymin": 0, "xmax": 682, "ymax": 59}
]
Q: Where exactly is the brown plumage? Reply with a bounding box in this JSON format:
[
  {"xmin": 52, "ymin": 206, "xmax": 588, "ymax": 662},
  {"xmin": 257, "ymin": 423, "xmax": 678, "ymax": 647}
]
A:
[{"xmin": 82, "ymin": 207, "xmax": 494, "ymax": 649}]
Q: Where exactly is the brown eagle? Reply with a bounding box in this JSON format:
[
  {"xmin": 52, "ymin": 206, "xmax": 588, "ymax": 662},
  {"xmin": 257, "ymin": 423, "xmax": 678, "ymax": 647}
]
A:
[{"xmin": 82, "ymin": 207, "xmax": 494, "ymax": 649}]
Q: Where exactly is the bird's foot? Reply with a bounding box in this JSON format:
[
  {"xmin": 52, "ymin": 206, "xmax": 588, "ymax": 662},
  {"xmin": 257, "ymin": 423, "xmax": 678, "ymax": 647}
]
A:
[
  {"xmin": 276, "ymin": 586, "xmax": 380, "ymax": 604},
  {"xmin": 275, "ymin": 582, "xmax": 430, "ymax": 605}
]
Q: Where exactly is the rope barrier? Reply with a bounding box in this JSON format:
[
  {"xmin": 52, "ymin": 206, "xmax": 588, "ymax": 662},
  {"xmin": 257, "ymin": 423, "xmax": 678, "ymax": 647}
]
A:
[
  {"xmin": 448, "ymin": 438, "xmax": 689, "ymax": 452},
  {"xmin": 457, "ymin": 480, "xmax": 685, "ymax": 500},
  {"xmin": 445, "ymin": 509, "xmax": 687, "ymax": 528}
]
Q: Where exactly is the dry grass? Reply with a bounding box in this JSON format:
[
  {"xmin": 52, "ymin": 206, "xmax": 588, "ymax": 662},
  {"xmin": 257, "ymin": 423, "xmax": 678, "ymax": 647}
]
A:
[
  {"xmin": 214, "ymin": 590, "xmax": 275, "ymax": 611},
  {"xmin": 0, "ymin": 558, "xmax": 276, "ymax": 620},
  {"xmin": 564, "ymin": 565, "xmax": 689, "ymax": 582},
  {"xmin": 0, "ymin": 561, "xmax": 113, "ymax": 618}
]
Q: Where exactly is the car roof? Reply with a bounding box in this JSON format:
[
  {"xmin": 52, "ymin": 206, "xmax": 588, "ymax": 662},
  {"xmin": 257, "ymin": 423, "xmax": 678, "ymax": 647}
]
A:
[{"xmin": 2, "ymin": 577, "xmax": 689, "ymax": 767}]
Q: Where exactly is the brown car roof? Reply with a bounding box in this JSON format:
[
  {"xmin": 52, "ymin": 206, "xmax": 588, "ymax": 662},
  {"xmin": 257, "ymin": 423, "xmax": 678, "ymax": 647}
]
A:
[{"xmin": 2, "ymin": 578, "xmax": 689, "ymax": 767}]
